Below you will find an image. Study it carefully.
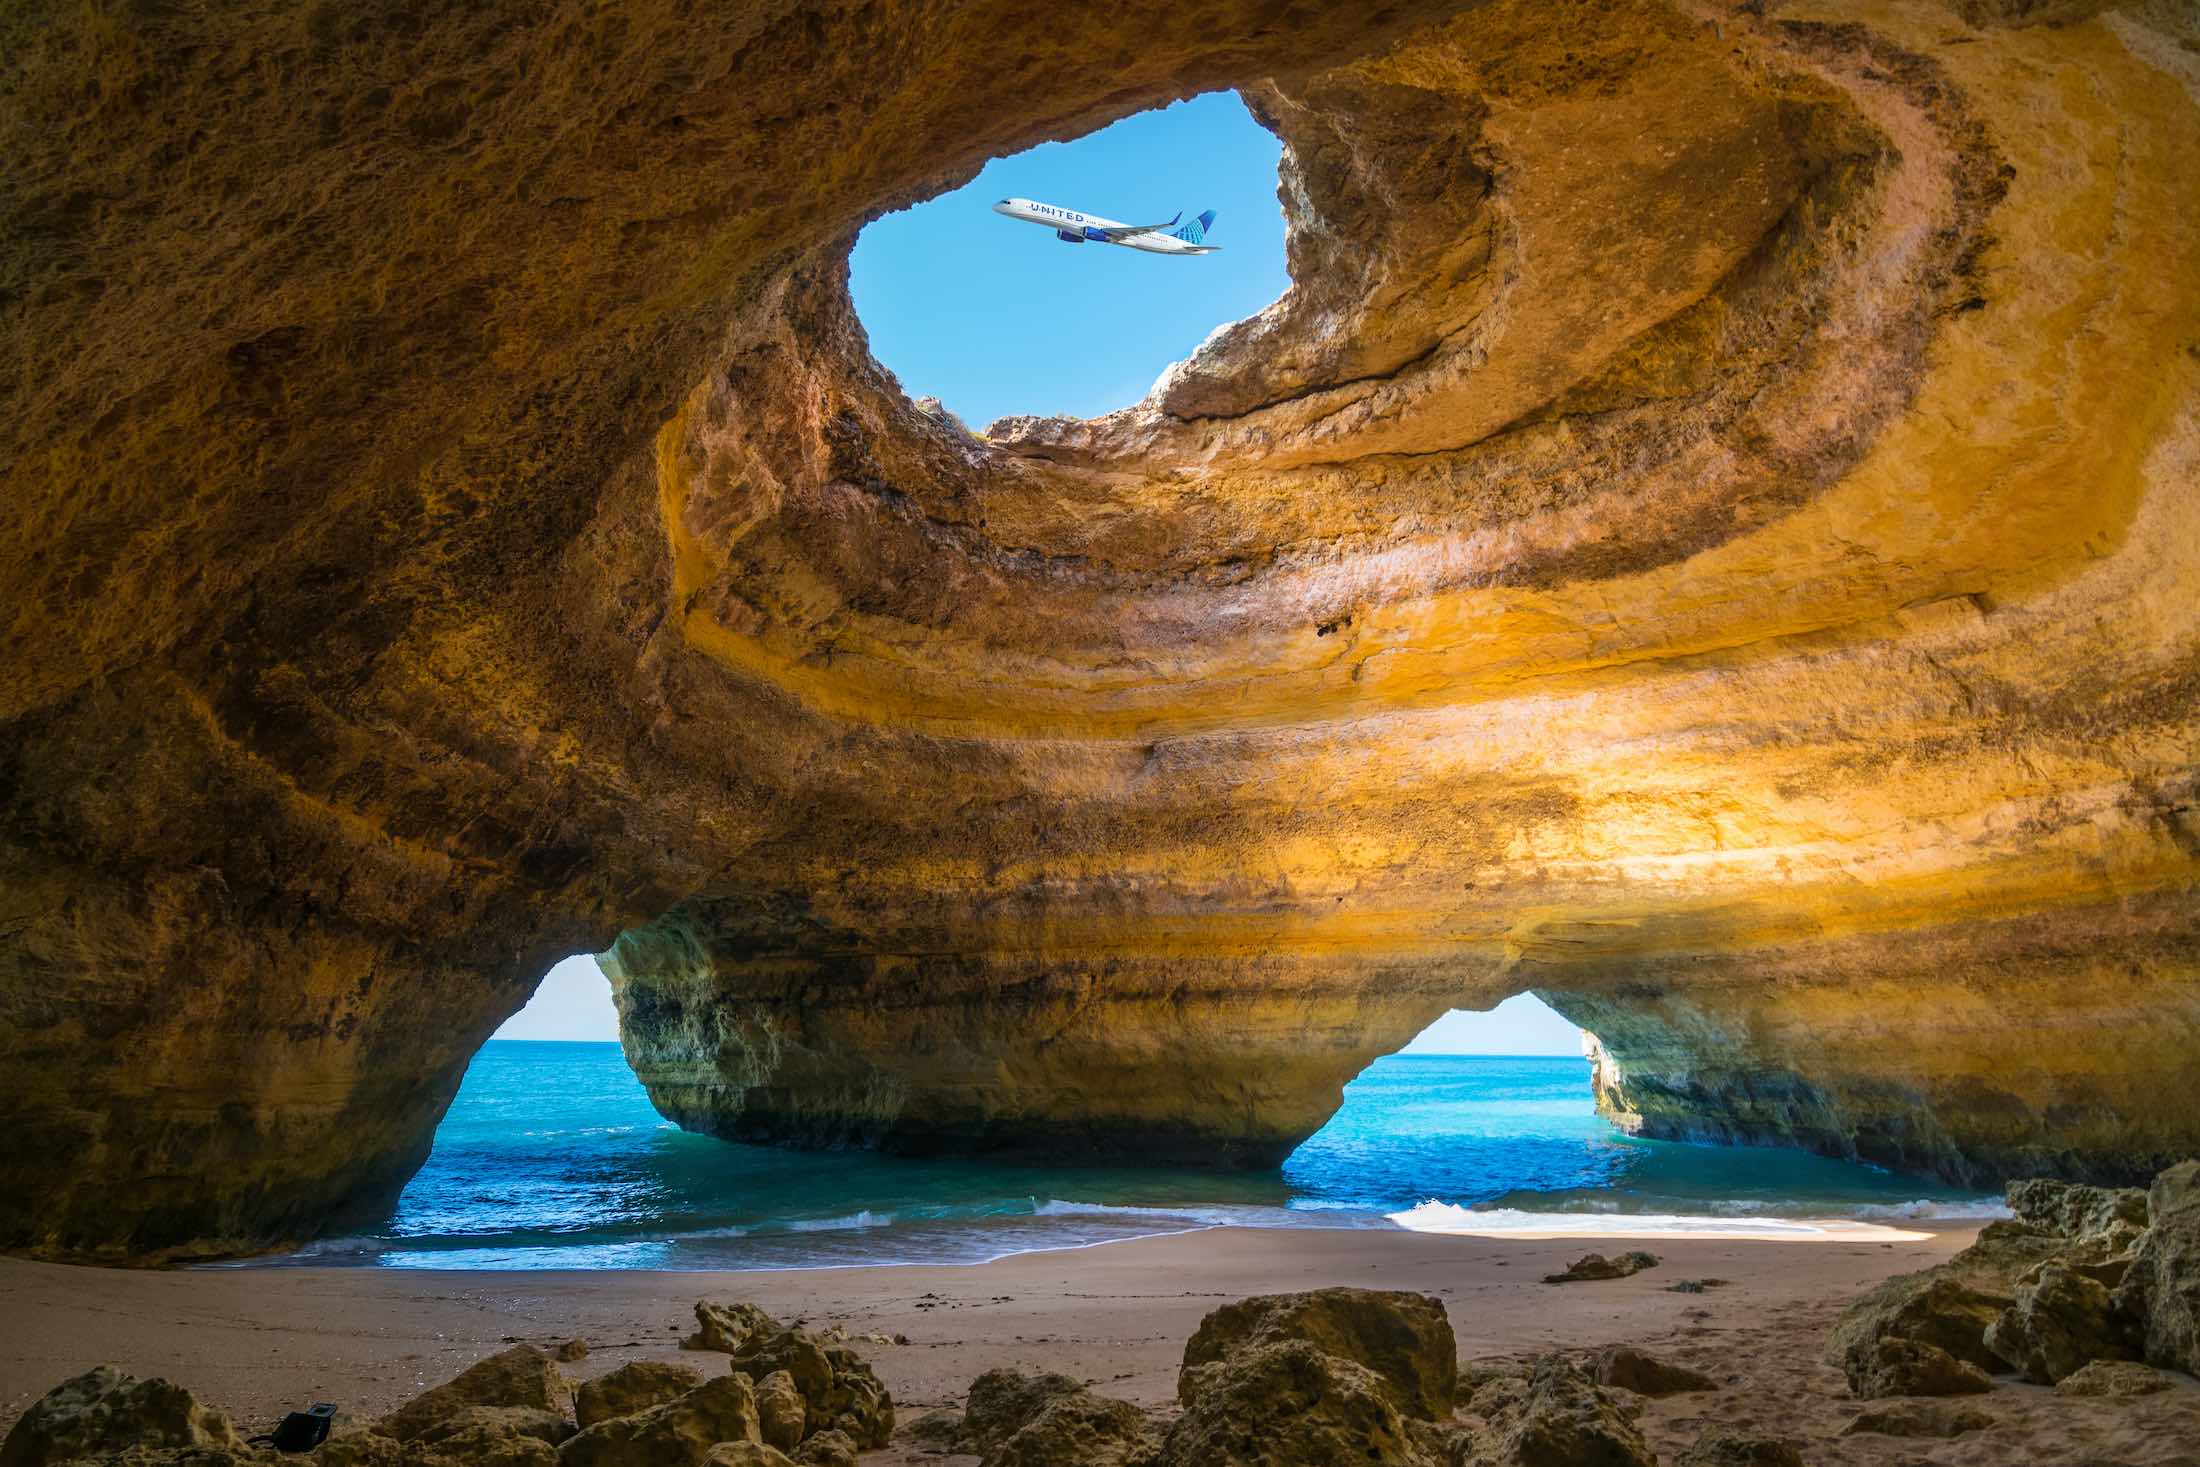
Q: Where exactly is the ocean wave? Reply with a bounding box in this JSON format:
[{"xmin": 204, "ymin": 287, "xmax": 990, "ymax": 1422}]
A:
[
  {"xmin": 1850, "ymin": 1198, "xmax": 2013, "ymax": 1221},
  {"xmin": 783, "ymin": 1209, "xmax": 895, "ymax": 1232},
  {"xmin": 1032, "ymin": 1199, "xmax": 1205, "ymax": 1220},
  {"xmin": 1385, "ymin": 1200, "xmax": 1932, "ymax": 1240}
]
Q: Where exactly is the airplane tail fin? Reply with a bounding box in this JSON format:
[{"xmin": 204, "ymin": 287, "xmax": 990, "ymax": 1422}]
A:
[{"xmin": 1172, "ymin": 209, "xmax": 1218, "ymax": 244}]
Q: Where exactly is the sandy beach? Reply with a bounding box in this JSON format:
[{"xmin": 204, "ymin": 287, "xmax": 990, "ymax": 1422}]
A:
[{"xmin": 5, "ymin": 1222, "xmax": 2194, "ymax": 1465}]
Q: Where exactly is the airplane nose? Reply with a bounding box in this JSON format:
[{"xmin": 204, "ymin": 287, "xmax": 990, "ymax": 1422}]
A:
[{"xmin": 991, "ymin": 201, "xmax": 1013, "ymax": 215}]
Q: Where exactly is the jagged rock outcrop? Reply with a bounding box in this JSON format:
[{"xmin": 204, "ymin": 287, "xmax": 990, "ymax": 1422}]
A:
[
  {"xmin": 558, "ymin": 1375, "xmax": 761, "ymax": 1467},
  {"xmin": 4, "ymin": 0, "xmax": 2200, "ymax": 1256},
  {"xmin": 684, "ymin": 1303, "xmax": 779, "ymax": 1356},
  {"xmin": 1674, "ymin": 1437, "xmax": 1804, "ymax": 1467},
  {"xmin": 1466, "ymin": 1357, "xmax": 1657, "ymax": 1467},
  {"xmin": 1592, "ymin": 1345, "xmax": 1717, "ymax": 1397},
  {"xmin": 720, "ymin": 1329, "xmax": 892, "ymax": 1450},
  {"xmin": 1982, "ymin": 1261, "xmax": 2134, "ymax": 1384},
  {"xmin": 2053, "ymin": 1360, "xmax": 2176, "ymax": 1398},
  {"xmin": 0, "ymin": 1318, "xmax": 896, "ymax": 1467},
  {"xmin": 2113, "ymin": 1159, "xmax": 2200, "ymax": 1375},
  {"xmin": 0, "ymin": 1369, "xmax": 242, "ymax": 1467},
  {"xmin": 1178, "ymin": 1288, "xmax": 1457, "ymax": 1421},
  {"xmin": 1833, "ymin": 1161, "xmax": 2200, "ymax": 1395},
  {"xmin": 925, "ymin": 1370, "xmax": 1156, "ymax": 1467},
  {"xmin": 376, "ymin": 1346, "xmax": 569, "ymax": 1442},
  {"xmin": 1841, "ymin": 1402, "xmax": 1994, "ymax": 1437},
  {"xmin": 1831, "ymin": 1261, "xmax": 2013, "ymax": 1396},
  {"xmin": 576, "ymin": 1364, "xmax": 706, "ymax": 1432}
]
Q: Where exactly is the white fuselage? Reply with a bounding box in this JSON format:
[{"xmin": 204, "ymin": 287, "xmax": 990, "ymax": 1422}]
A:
[{"xmin": 991, "ymin": 197, "xmax": 1212, "ymax": 255}]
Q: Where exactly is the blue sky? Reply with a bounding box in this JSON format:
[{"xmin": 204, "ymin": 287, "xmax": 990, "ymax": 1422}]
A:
[
  {"xmin": 848, "ymin": 90, "xmax": 1291, "ymax": 429},
  {"xmin": 495, "ymin": 956, "xmax": 1584, "ymax": 1055}
]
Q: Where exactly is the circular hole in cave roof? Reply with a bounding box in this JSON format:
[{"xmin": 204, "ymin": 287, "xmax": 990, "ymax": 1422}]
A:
[{"xmin": 850, "ymin": 90, "xmax": 1288, "ymax": 433}]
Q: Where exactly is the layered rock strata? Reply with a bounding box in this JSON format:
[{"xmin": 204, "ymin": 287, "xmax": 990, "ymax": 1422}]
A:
[{"xmin": 3, "ymin": 0, "xmax": 2199, "ymax": 1257}]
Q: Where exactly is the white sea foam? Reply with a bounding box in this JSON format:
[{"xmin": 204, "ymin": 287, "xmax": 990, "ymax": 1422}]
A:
[
  {"xmin": 1850, "ymin": 1199, "xmax": 2013, "ymax": 1222},
  {"xmin": 1386, "ymin": 1200, "xmax": 1936, "ymax": 1242},
  {"xmin": 1033, "ymin": 1199, "xmax": 1203, "ymax": 1220},
  {"xmin": 784, "ymin": 1209, "xmax": 895, "ymax": 1232}
]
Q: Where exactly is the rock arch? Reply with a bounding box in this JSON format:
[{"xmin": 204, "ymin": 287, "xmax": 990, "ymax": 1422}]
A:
[{"xmin": 2, "ymin": 0, "xmax": 2196, "ymax": 1260}]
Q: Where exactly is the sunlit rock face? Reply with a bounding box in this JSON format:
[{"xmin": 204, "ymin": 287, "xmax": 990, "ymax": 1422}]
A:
[{"xmin": 2, "ymin": 0, "xmax": 2197, "ymax": 1259}]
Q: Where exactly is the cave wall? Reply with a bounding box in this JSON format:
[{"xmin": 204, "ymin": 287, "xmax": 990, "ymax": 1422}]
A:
[{"xmin": 2, "ymin": 0, "xmax": 2197, "ymax": 1260}]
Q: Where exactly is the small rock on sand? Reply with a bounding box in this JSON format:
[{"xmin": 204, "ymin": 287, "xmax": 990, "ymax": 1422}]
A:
[
  {"xmin": 1842, "ymin": 1401, "xmax": 1994, "ymax": 1437},
  {"xmin": 1543, "ymin": 1251, "xmax": 1660, "ymax": 1284},
  {"xmin": 2052, "ymin": 1359, "xmax": 2175, "ymax": 1397},
  {"xmin": 1592, "ymin": 1345, "xmax": 1717, "ymax": 1396},
  {"xmin": 1675, "ymin": 1433, "xmax": 1805, "ymax": 1467}
]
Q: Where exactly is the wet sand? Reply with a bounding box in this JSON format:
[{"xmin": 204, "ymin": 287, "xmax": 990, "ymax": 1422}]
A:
[{"xmin": 4, "ymin": 1223, "xmax": 2195, "ymax": 1464}]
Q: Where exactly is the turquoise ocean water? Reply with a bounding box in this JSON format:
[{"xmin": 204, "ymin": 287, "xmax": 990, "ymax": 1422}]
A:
[{"xmin": 275, "ymin": 1042, "xmax": 2002, "ymax": 1270}]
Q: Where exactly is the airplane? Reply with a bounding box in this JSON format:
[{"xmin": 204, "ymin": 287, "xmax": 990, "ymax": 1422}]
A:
[{"xmin": 991, "ymin": 197, "xmax": 1220, "ymax": 255}]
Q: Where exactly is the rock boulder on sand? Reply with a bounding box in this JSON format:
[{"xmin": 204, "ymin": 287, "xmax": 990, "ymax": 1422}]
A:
[
  {"xmin": 412, "ymin": 1404, "xmax": 573, "ymax": 1448},
  {"xmin": 1468, "ymin": 1356, "xmax": 1657, "ymax": 1467},
  {"xmin": 418, "ymin": 1422, "xmax": 562, "ymax": 1467},
  {"xmin": 1830, "ymin": 1268, "xmax": 2008, "ymax": 1396},
  {"xmin": 700, "ymin": 1445, "xmax": 794, "ymax": 1467},
  {"xmin": 2113, "ymin": 1159, "xmax": 2200, "ymax": 1376},
  {"xmin": 790, "ymin": 1427, "xmax": 858, "ymax": 1466},
  {"xmin": 576, "ymin": 1362, "xmax": 706, "ymax": 1431},
  {"xmin": 926, "ymin": 1371, "xmax": 1152, "ymax": 1467},
  {"xmin": 0, "ymin": 1367, "xmax": 243, "ymax": 1467},
  {"xmin": 557, "ymin": 1373, "xmax": 760, "ymax": 1467},
  {"xmin": 1591, "ymin": 1345, "xmax": 1717, "ymax": 1397},
  {"xmin": 1943, "ymin": 1219, "xmax": 2071, "ymax": 1282},
  {"xmin": 949, "ymin": 1371, "xmax": 1093, "ymax": 1457},
  {"xmin": 1542, "ymin": 1251, "xmax": 1660, "ymax": 1284},
  {"xmin": 1983, "ymin": 1262, "xmax": 2134, "ymax": 1384},
  {"xmin": 685, "ymin": 1301, "xmax": 779, "ymax": 1355},
  {"xmin": 1166, "ymin": 1339, "xmax": 1435, "ymax": 1467},
  {"xmin": 699, "ymin": 1446, "xmax": 795, "ymax": 1467},
  {"xmin": 2007, "ymin": 1179, "xmax": 2150, "ymax": 1240},
  {"xmin": 1844, "ymin": 1337, "xmax": 1995, "ymax": 1398},
  {"xmin": 989, "ymin": 1387, "xmax": 1153, "ymax": 1467},
  {"xmin": 2052, "ymin": 1360, "xmax": 2175, "ymax": 1398},
  {"xmin": 750, "ymin": 1370, "xmax": 806, "ymax": 1453},
  {"xmin": 1841, "ymin": 1401, "xmax": 1993, "ymax": 1437},
  {"xmin": 723, "ymin": 1326, "xmax": 893, "ymax": 1449},
  {"xmin": 378, "ymin": 1345, "xmax": 569, "ymax": 1441},
  {"xmin": 1674, "ymin": 1434, "xmax": 1805, "ymax": 1467},
  {"xmin": 1178, "ymin": 1287, "xmax": 1456, "ymax": 1419}
]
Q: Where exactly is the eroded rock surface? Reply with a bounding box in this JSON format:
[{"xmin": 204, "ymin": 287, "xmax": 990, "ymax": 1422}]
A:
[
  {"xmin": 1983, "ymin": 1262, "xmax": 2133, "ymax": 1384},
  {"xmin": 1545, "ymin": 1252, "xmax": 1660, "ymax": 1284},
  {"xmin": 4, "ymin": 0, "xmax": 2200, "ymax": 1256},
  {"xmin": 1592, "ymin": 1345, "xmax": 1717, "ymax": 1397},
  {"xmin": 1178, "ymin": 1288, "xmax": 1456, "ymax": 1420},
  {"xmin": 1467, "ymin": 1357, "xmax": 1657, "ymax": 1467},
  {"xmin": 1831, "ymin": 1267, "xmax": 2011, "ymax": 1395},
  {"xmin": 2053, "ymin": 1359, "xmax": 2176, "ymax": 1398},
  {"xmin": 377, "ymin": 1346, "xmax": 568, "ymax": 1443},
  {"xmin": 0, "ymin": 1369, "xmax": 242, "ymax": 1467},
  {"xmin": 2115, "ymin": 1160, "xmax": 2200, "ymax": 1376},
  {"xmin": 1674, "ymin": 1436, "xmax": 1805, "ymax": 1467},
  {"xmin": 576, "ymin": 1363, "xmax": 704, "ymax": 1432},
  {"xmin": 557, "ymin": 1374, "xmax": 760, "ymax": 1467},
  {"xmin": 935, "ymin": 1371, "xmax": 1155, "ymax": 1467}
]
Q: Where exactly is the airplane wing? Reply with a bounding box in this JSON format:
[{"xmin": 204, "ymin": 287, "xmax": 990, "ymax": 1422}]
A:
[{"xmin": 1092, "ymin": 212, "xmax": 1180, "ymax": 241}]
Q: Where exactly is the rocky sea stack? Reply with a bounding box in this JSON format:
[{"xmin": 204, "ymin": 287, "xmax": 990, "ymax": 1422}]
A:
[{"xmin": 3, "ymin": 0, "xmax": 2199, "ymax": 1264}]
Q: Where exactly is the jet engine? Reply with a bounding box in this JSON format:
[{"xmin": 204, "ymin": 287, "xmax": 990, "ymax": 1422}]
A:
[
  {"xmin": 1055, "ymin": 229, "xmax": 1084, "ymax": 244},
  {"xmin": 1081, "ymin": 225, "xmax": 1112, "ymax": 242}
]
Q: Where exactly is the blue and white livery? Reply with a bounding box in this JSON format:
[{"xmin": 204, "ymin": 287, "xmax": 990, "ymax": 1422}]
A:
[{"xmin": 991, "ymin": 197, "xmax": 1220, "ymax": 255}]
